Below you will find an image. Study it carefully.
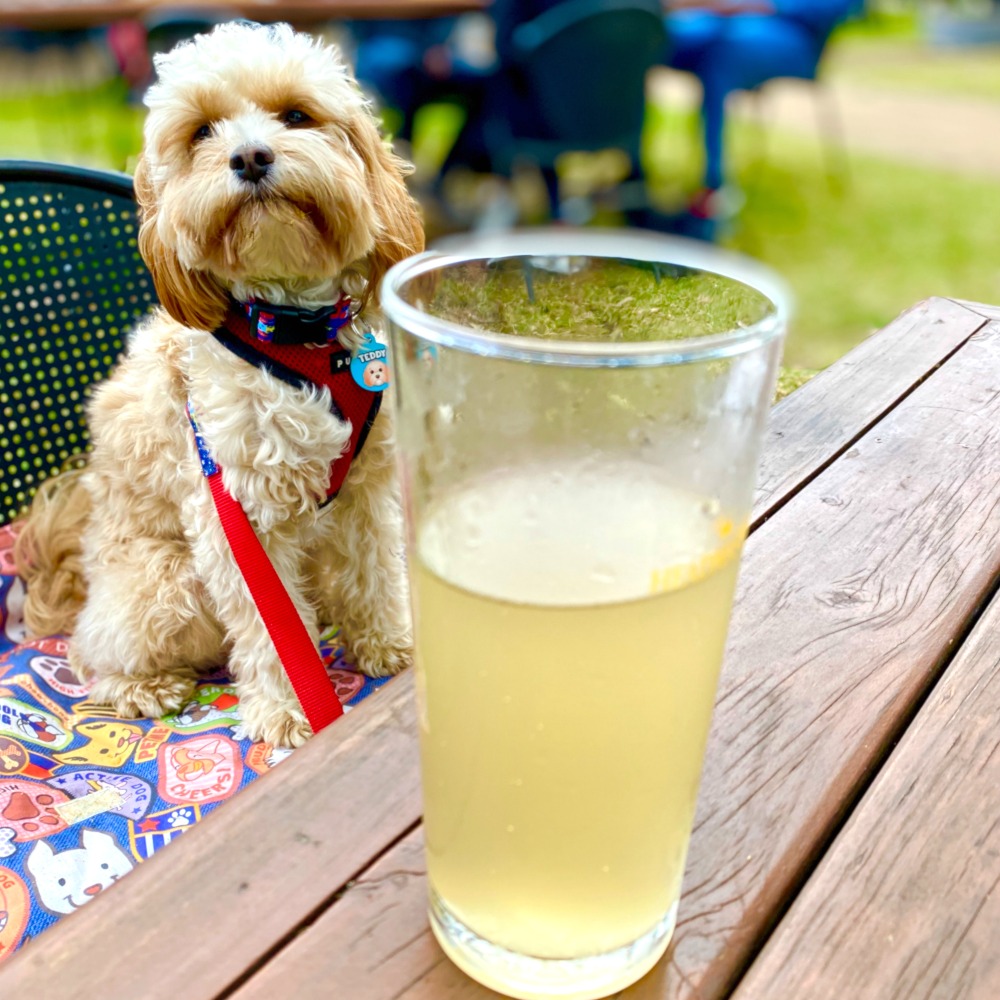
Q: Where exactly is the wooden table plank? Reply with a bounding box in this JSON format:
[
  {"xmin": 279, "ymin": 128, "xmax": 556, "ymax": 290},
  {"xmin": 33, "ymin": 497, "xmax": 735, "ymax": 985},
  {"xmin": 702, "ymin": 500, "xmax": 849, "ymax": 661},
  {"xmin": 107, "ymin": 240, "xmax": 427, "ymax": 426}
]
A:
[
  {"xmin": 753, "ymin": 296, "xmax": 986, "ymax": 525},
  {"xmin": 236, "ymin": 827, "xmax": 437, "ymax": 1000},
  {"xmin": 236, "ymin": 321, "xmax": 1000, "ymax": 999},
  {"xmin": 0, "ymin": 674, "xmax": 422, "ymax": 1000},
  {"xmin": 732, "ymin": 591, "xmax": 1000, "ymax": 1000},
  {"xmin": 0, "ymin": 299, "xmax": 989, "ymax": 998},
  {"xmin": 952, "ymin": 297, "xmax": 1000, "ymax": 323}
]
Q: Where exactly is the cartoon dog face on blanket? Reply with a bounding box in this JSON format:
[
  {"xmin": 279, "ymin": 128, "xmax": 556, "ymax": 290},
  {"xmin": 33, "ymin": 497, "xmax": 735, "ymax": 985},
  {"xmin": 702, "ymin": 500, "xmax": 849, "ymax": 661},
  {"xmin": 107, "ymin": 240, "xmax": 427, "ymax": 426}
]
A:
[{"xmin": 26, "ymin": 828, "xmax": 134, "ymax": 915}]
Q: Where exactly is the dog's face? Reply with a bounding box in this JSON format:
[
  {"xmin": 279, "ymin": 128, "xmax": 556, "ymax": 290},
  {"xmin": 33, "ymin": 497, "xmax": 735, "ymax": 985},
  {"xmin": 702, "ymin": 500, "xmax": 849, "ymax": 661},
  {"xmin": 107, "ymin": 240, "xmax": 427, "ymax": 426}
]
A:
[
  {"xmin": 135, "ymin": 23, "xmax": 424, "ymax": 330},
  {"xmin": 363, "ymin": 361, "xmax": 388, "ymax": 387}
]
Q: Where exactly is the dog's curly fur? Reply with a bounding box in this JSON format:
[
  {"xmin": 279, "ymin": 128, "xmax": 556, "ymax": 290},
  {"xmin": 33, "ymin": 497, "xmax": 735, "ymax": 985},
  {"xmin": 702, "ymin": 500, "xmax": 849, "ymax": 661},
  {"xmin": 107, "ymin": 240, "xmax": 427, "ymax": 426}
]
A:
[{"xmin": 14, "ymin": 23, "xmax": 424, "ymax": 747}]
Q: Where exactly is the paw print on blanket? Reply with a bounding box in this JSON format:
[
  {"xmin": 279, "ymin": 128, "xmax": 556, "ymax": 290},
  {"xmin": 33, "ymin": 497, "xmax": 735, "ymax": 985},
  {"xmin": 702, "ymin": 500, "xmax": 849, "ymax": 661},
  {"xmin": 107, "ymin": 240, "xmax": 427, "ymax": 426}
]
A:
[
  {"xmin": 29, "ymin": 655, "xmax": 90, "ymax": 699},
  {"xmin": 127, "ymin": 805, "xmax": 204, "ymax": 861},
  {"xmin": 329, "ymin": 669, "xmax": 365, "ymax": 705},
  {"xmin": 166, "ymin": 808, "xmax": 194, "ymax": 829},
  {"xmin": 0, "ymin": 780, "xmax": 69, "ymax": 841}
]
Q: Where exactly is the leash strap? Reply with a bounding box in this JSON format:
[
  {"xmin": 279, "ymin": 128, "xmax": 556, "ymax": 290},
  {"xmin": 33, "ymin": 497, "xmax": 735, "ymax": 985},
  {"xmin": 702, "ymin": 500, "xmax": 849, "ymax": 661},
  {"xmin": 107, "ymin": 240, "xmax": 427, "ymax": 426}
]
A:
[{"xmin": 187, "ymin": 403, "xmax": 344, "ymax": 733}]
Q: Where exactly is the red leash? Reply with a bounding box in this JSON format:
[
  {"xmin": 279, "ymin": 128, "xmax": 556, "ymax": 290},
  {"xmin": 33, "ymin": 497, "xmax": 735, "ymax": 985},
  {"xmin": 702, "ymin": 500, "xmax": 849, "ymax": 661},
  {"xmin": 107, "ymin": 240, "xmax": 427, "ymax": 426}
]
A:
[{"xmin": 189, "ymin": 403, "xmax": 344, "ymax": 734}]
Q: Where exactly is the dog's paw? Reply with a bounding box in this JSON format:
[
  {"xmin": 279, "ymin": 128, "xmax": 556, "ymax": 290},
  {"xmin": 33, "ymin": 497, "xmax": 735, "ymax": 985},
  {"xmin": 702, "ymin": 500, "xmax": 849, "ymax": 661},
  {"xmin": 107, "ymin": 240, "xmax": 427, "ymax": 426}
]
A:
[
  {"xmin": 239, "ymin": 697, "xmax": 313, "ymax": 749},
  {"xmin": 89, "ymin": 672, "xmax": 195, "ymax": 720},
  {"xmin": 66, "ymin": 644, "xmax": 97, "ymax": 683},
  {"xmin": 342, "ymin": 630, "xmax": 413, "ymax": 679}
]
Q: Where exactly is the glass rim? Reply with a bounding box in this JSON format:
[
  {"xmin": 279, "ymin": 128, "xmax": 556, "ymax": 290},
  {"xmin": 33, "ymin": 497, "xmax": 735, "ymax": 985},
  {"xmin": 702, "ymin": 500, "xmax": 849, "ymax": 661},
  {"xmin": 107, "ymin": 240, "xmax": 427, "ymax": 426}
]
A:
[{"xmin": 380, "ymin": 228, "xmax": 791, "ymax": 367}]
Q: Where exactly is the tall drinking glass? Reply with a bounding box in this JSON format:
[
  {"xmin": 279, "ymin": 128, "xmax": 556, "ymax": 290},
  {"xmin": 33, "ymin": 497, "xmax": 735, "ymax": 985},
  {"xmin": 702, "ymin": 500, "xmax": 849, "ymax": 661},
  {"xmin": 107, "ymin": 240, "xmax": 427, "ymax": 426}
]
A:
[{"xmin": 382, "ymin": 229, "xmax": 789, "ymax": 1000}]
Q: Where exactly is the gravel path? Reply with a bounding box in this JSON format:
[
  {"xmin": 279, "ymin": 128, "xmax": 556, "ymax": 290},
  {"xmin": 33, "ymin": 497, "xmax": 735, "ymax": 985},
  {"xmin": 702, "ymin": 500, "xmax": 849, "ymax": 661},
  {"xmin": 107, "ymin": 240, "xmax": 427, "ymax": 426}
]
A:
[{"xmin": 650, "ymin": 65, "xmax": 1000, "ymax": 179}]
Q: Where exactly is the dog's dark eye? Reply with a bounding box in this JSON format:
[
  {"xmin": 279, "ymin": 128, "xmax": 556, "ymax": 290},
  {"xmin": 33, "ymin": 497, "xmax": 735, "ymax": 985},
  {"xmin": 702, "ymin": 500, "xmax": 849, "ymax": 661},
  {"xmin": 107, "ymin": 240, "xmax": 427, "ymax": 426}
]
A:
[
  {"xmin": 281, "ymin": 109, "xmax": 312, "ymax": 127},
  {"xmin": 192, "ymin": 124, "xmax": 213, "ymax": 143}
]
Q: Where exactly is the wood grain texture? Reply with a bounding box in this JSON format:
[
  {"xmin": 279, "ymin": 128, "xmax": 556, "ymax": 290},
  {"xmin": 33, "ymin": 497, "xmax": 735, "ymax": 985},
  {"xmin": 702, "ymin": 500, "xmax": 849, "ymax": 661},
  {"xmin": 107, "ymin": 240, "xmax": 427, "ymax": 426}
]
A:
[
  {"xmin": 234, "ymin": 828, "xmax": 442, "ymax": 1000},
  {"xmin": 0, "ymin": 672, "xmax": 421, "ymax": 1000},
  {"xmin": 625, "ymin": 320, "xmax": 1000, "ymax": 998},
  {"xmin": 754, "ymin": 296, "xmax": 987, "ymax": 524},
  {"xmin": 951, "ymin": 298, "xmax": 1000, "ymax": 323},
  {"xmin": 733, "ymin": 590, "xmax": 1000, "ymax": 1000},
  {"xmin": 0, "ymin": 301, "xmax": 990, "ymax": 999},
  {"xmin": 237, "ymin": 322, "xmax": 1000, "ymax": 1000}
]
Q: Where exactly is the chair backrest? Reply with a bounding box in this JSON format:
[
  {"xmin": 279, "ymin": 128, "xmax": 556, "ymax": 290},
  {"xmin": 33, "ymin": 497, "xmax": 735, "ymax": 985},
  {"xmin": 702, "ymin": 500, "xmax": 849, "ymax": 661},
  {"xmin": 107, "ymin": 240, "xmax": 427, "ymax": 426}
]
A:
[
  {"xmin": 0, "ymin": 160, "xmax": 156, "ymax": 525},
  {"xmin": 508, "ymin": 0, "xmax": 666, "ymax": 152}
]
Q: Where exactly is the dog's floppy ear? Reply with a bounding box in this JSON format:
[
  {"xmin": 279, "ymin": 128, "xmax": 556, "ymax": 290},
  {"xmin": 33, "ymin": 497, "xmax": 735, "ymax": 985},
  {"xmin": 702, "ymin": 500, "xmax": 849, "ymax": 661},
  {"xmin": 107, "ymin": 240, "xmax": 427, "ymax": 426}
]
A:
[
  {"xmin": 346, "ymin": 118, "xmax": 425, "ymax": 310},
  {"xmin": 133, "ymin": 154, "xmax": 229, "ymax": 331}
]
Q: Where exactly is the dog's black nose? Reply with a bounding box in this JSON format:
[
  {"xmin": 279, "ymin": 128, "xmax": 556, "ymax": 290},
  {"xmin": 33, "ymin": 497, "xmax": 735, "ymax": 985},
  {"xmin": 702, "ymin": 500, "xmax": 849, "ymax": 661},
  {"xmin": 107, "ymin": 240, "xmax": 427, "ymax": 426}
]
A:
[{"xmin": 230, "ymin": 145, "xmax": 275, "ymax": 184}]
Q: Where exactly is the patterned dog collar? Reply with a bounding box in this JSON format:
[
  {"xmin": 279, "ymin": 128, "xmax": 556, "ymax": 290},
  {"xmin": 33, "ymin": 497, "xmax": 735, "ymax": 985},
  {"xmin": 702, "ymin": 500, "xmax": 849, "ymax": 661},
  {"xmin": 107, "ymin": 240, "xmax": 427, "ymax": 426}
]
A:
[{"xmin": 242, "ymin": 295, "xmax": 353, "ymax": 345}]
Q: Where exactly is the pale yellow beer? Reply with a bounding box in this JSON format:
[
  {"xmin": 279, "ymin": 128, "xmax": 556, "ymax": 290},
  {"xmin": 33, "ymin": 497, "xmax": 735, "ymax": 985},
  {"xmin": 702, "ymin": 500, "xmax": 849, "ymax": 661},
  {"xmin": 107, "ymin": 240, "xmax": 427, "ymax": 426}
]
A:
[
  {"xmin": 384, "ymin": 230, "xmax": 787, "ymax": 998},
  {"xmin": 413, "ymin": 460, "xmax": 743, "ymax": 977}
]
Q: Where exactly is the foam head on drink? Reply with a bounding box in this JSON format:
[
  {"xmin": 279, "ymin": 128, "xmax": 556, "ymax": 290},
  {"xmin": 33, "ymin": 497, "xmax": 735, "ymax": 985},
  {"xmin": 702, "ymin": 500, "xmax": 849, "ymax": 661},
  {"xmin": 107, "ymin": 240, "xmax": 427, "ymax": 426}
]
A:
[{"xmin": 412, "ymin": 458, "xmax": 744, "ymax": 997}]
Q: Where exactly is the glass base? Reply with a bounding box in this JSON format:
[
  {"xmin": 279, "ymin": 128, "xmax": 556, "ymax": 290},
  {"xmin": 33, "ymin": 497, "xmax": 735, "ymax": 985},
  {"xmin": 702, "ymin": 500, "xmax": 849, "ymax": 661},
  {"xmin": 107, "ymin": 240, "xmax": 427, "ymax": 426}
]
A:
[{"xmin": 428, "ymin": 889, "xmax": 677, "ymax": 1000}]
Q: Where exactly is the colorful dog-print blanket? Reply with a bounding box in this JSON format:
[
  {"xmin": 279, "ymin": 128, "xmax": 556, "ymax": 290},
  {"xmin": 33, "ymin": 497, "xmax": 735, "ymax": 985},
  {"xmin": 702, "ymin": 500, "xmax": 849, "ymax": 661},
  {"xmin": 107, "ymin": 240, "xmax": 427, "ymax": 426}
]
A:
[{"xmin": 0, "ymin": 522, "xmax": 389, "ymax": 962}]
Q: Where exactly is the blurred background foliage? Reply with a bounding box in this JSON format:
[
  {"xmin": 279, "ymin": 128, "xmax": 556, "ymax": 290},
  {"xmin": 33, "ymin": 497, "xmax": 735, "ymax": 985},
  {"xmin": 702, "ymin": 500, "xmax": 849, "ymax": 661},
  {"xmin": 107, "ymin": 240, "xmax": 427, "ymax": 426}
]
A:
[{"xmin": 1, "ymin": 1, "xmax": 999, "ymax": 372}]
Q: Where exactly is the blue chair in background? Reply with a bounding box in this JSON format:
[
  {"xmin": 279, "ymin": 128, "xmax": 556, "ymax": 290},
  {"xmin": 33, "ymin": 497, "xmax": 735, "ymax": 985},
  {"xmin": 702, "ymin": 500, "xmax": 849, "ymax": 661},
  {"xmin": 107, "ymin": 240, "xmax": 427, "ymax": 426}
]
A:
[{"xmin": 664, "ymin": 0, "xmax": 859, "ymax": 217}]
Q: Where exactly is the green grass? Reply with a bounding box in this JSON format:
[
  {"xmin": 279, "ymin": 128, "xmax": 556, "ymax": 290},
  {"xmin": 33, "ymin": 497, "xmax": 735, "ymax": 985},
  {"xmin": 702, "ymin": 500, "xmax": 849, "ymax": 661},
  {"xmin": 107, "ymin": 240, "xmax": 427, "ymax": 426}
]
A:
[
  {"xmin": 643, "ymin": 100, "xmax": 1000, "ymax": 369},
  {"xmin": 828, "ymin": 8, "xmax": 1000, "ymax": 100},
  {"xmin": 5, "ymin": 34, "xmax": 1000, "ymax": 373},
  {"xmin": 427, "ymin": 264, "xmax": 773, "ymax": 343},
  {"xmin": 0, "ymin": 79, "xmax": 144, "ymax": 172},
  {"xmin": 732, "ymin": 134, "xmax": 1000, "ymax": 368},
  {"xmin": 833, "ymin": 8, "xmax": 921, "ymax": 43}
]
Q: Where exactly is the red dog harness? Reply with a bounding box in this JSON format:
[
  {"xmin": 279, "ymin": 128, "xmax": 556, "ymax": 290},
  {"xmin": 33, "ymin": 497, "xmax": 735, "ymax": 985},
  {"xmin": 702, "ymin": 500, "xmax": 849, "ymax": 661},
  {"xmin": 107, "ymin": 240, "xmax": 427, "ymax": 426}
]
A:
[
  {"xmin": 186, "ymin": 296, "xmax": 390, "ymax": 734},
  {"xmin": 211, "ymin": 297, "xmax": 383, "ymax": 503}
]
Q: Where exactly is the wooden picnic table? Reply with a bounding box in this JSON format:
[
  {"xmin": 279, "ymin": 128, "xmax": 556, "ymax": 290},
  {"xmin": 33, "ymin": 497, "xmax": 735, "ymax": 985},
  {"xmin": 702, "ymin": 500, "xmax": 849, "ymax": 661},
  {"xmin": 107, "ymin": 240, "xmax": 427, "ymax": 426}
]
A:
[
  {"xmin": 2, "ymin": 295, "xmax": 1000, "ymax": 999},
  {"xmin": 0, "ymin": 0, "xmax": 486, "ymax": 31}
]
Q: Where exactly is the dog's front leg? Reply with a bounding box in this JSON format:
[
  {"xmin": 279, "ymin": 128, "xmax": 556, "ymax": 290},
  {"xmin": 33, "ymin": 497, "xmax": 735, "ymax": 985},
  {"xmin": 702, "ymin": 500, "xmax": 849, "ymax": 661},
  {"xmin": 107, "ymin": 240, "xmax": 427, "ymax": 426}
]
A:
[
  {"xmin": 320, "ymin": 411, "xmax": 413, "ymax": 679},
  {"xmin": 77, "ymin": 535, "xmax": 224, "ymax": 718},
  {"xmin": 188, "ymin": 493, "xmax": 315, "ymax": 748}
]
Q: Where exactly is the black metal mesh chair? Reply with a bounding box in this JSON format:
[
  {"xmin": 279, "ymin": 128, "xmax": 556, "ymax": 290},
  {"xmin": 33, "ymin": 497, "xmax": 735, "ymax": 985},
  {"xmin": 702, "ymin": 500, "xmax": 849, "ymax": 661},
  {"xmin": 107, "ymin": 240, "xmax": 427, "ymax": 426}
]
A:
[{"xmin": 0, "ymin": 160, "xmax": 157, "ymax": 525}]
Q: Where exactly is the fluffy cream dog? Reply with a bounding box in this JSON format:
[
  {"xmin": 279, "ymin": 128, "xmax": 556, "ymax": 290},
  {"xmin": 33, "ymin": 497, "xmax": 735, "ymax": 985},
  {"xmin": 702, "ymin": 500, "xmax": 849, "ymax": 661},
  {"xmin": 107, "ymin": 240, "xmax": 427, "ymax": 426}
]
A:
[{"xmin": 16, "ymin": 22, "xmax": 423, "ymax": 746}]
